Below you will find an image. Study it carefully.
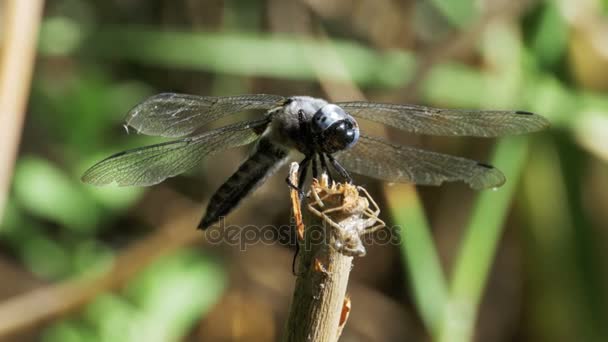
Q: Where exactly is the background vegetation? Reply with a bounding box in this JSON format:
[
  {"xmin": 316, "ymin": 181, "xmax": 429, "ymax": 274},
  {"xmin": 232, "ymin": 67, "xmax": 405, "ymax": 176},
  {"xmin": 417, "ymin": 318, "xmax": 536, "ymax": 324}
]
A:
[{"xmin": 1, "ymin": 0, "xmax": 607, "ymax": 341}]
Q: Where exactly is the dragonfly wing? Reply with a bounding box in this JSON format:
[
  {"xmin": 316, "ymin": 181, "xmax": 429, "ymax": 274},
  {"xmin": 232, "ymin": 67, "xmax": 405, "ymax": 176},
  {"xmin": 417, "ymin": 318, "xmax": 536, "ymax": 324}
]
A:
[
  {"xmin": 334, "ymin": 135, "xmax": 506, "ymax": 190},
  {"xmin": 337, "ymin": 101, "xmax": 549, "ymax": 137},
  {"xmin": 82, "ymin": 118, "xmax": 270, "ymax": 186},
  {"xmin": 126, "ymin": 93, "xmax": 285, "ymax": 137}
]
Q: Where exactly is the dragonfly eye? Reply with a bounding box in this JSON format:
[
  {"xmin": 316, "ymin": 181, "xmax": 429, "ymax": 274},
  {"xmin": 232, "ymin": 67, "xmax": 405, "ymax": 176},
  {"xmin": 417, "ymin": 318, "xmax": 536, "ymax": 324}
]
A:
[{"xmin": 312, "ymin": 104, "xmax": 360, "ymax": 153}]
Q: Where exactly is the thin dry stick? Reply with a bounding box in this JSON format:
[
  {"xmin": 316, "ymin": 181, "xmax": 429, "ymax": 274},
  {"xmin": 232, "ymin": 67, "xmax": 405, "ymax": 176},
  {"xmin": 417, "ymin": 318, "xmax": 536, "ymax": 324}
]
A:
[
  {"xmin": 0, "ymin": 0, "xmax": 45, "ymax": 221},
  {"xmin": 283, "ymin": 163, "xmax": 352, "ymax": 342},
  {"xmin": 283, "ymin": 163, "xmax": 383, "ymax": 342}
]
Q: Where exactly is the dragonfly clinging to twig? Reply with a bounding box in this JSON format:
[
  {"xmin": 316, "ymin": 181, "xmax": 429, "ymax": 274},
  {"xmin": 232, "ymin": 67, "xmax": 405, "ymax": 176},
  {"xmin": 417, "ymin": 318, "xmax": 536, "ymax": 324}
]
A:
[{"xmin": 82, "ymin": 93, "xmax": 549, "ymax": 228}]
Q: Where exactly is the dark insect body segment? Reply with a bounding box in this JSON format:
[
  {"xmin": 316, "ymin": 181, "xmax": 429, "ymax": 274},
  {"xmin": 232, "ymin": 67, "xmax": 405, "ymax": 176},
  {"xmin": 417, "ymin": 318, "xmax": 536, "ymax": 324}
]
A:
[{"xmin": 198, "ymin": 137, "xmax": 289, "ymax": 229}]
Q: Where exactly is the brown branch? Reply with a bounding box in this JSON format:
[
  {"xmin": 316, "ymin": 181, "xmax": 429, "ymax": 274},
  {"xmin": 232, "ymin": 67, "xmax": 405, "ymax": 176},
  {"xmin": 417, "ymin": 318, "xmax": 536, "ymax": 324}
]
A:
[
  {"xmin": 283, "ymin": 231, "xmax": 353, "ymax": 342},
  {"xmin": 0, "ymin": 0, "xmax": 45, "ymax": 220},
  {"xmin": 282, "ymin": 163, "xmax": 384, "ymax": 342},
  {"xmin": 282, "ymin": 163, "xmax": 352, "ymax": 342}
]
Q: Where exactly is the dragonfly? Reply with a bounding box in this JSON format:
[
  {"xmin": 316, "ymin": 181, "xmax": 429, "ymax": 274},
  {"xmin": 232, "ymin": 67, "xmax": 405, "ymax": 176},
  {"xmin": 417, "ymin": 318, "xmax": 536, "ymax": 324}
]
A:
[{"xmin": 82, "ymin": 93, "xmax": 549, "ymax": 229}]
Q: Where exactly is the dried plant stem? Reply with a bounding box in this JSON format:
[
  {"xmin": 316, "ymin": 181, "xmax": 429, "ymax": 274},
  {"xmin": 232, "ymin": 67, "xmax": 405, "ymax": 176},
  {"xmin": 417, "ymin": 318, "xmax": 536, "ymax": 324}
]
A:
[
  {"xmin": 283, "ymin": 222, "xmax": 353, "ymax": 342},
  {"xmin": 0, "ymin": 0, "xmax": 45, "ymax": 221},
  {"xmin": 283, "ymin": 164, "xmax": 357, "ymax": 342}
]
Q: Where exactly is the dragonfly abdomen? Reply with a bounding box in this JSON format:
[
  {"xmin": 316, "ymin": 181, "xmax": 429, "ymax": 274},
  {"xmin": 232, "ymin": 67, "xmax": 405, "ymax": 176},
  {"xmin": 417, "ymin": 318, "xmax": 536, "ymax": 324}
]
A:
[{"xmin": 198, "ymin": 137, "xmax": 289, "ymax": 229}]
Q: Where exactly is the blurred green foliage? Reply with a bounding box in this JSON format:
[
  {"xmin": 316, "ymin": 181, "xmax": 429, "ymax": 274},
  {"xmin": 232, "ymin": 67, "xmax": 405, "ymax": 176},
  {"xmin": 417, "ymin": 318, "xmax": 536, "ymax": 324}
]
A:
[
  {"xmin": 14, "ymin": 156, "xmax": 100, "ymax": 232},
  {"xmin": 0, "ymin": 0, "xmax": 607, "ymax": 341},
  {"xmin": 429, "ymin": 0, "xmax": 477, "ymax": 28},
  {"xmin": 41, "ymin": 250, "xmax": 225, "ymax": 342}
]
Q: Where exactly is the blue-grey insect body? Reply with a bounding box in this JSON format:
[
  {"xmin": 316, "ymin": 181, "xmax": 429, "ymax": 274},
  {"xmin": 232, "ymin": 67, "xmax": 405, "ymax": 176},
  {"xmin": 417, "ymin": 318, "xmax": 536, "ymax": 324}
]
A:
[{"xmin": 81, "ymin": 93, "xmax": 550, "ymax": 229}]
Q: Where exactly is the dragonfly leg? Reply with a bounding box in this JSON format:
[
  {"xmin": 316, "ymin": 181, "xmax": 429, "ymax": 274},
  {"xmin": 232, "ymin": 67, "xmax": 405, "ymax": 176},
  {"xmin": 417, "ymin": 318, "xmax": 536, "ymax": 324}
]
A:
[
  {"xmin": 327, "ymin": 154, "xmax": 352, "ymax": 183},
  {"xmin": 319, "ymin": 153, "xmax": 334, "ymax": 184},
  {"xmin": 285, "ymin": 154, "xmax": 312, "ymax": 198},
  {"xmin": 297, "ymin": 155, "xmax": 312, "ymax": 190},
  {"xmin": 311, "ymin": 154, "xmax": 319, "ymax": 179},
  {"xmin": 285, "ymin": 177, "xmax": 305, "ymax": 199},
  {"xmin": 292, "ymin": 242, "xmax": 302, "ymax": 276}
]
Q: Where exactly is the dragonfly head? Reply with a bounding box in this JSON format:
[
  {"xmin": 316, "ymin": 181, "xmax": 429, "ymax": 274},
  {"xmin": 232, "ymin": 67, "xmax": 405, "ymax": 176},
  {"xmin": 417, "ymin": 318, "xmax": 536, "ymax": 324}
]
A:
[{"xmin": 311, "ymin": 104, "xmax": 360, "ymax": 154}]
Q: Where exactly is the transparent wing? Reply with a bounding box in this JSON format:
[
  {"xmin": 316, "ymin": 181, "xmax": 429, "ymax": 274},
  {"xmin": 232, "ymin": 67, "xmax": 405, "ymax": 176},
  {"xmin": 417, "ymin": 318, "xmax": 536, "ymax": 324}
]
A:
[
  {"xmin": 126, "ymin": 93, "xmax": 285, "ymax": 137},
  {"xmin": 82, "ymin": 118, "xmax": 270, "ymax": 186},
  {"xmin": 335, "ymin": 135, "xmax": 506, "ymax": 190},
  {"xmin": 337, "ymin": 101, "xmax": 549, "ymax": 137}
]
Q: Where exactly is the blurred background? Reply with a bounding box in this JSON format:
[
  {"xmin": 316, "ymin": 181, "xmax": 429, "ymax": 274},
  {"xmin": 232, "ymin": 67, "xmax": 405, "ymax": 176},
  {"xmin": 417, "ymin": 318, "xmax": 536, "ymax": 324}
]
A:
[{"xmin": 0, "ymin": 0, "xmax": 607, "ymax": 341}]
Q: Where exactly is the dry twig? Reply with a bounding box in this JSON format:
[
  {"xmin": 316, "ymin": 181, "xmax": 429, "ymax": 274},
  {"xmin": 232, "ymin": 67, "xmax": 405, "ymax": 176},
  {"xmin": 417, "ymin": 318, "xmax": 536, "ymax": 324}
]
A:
[{"xmin": 283, "ymin": 163, "xmax": 384, "ymax": 342}]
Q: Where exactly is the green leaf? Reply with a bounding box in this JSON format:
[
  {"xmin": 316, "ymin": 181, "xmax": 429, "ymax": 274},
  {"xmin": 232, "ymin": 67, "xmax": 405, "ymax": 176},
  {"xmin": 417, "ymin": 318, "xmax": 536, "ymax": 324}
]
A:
[
  {"xmin": 122, "ymin": 250, "xmax": 226, "ymax": 342},
  {"xmin": 531, "ymin": 2, "xmax": 568, "ymax": 68},
  {"xmin": 387, "ymin": 185, "xmax": 447, "ymax": 335},
  {"xmin": 48, "ymin": 27, "xmax": 418, "ymax": 88},
  {"xmin": 38, "ymin": 16, "xmax": 86, "ymax": 56},
  {"xmin": 428, "ymin": 0, "xmax": 478, "ymax": 28},
  {"xmin": 13, "ymin": 156, "xmax": 101, "ymax": 233},
  {"xmin": 42, "ymin": 320, "xmax": 96, "ymax": 342},
  {"xmin": 21, "ymin": 236, "xmax": 71, "ymax": 278},
  {"xmin": 439, "ymin": 138, "xmax": 529, "ymax": 342}
]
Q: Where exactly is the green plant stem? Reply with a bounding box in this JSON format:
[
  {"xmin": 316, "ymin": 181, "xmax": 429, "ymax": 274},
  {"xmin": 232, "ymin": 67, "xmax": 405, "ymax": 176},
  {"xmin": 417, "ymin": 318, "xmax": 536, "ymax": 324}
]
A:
[
  {"xmin": 387, "ymin": 186, "xmax": 447, "ymax": 335},
  {"xmin": 438, "ymin": 137, "xmax": 529, "ymax": 342}
]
